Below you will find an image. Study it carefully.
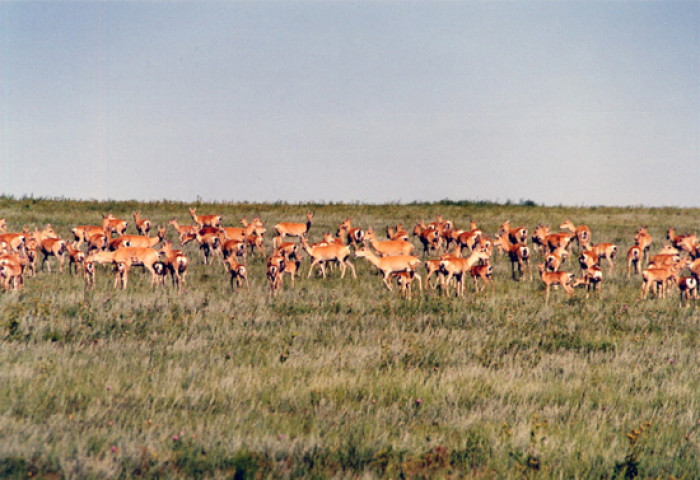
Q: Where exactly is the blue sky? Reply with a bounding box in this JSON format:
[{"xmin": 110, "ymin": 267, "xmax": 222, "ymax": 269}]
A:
[{"xmin": 1, "ymin": 1, "xmax": 698, "ymax": 207}]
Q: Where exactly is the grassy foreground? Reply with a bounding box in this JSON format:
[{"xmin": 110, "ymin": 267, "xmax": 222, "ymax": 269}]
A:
[{"xmin": 0, "ymin": 197, "xmax": 698, "ymax": 479}]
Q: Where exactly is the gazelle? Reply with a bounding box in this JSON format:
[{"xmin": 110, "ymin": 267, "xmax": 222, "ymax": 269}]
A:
[
  {"xmin": 72, "ymin": 225, "xmax": 104, "ymax": 242},
  {"xmin": 667, "ymin": 228, "xmax": 697, "ymax": 254},
  {"xmin": 559, "ymin": 220, "xmax": 592, "ymax": 251},
  {"xmin": 470, "ymin": 264, "xmax": 494, "ymax": 293},
  {"xmin": 0, "ymin": 232, "xmax": 26, "ymax": 253},
  {"xmin": 537, "ymin": 263, "xmax": 575, "ymax": 304},
  {"xmin": 266, "ymin": 262, "xmax": 284, "ymax": 297},
  {"xmin": 641, "ymin": 263, "xmax": 684, "ymax": 299},
  {"xmin": 627, "ymin": 245, "xmax": 643, "ymax": 278},
  {"xmin": 531, "ymin": 224, "xmax": 551, "ymax": 256},
  {"xmin": 544, "ymin": 246, "xmax": 569, "ymax": 272},
  {"xmin": 83, "ymin": 257, "xmax": 96, "ymax": 290},
  {"xmin": 37, "ymin": 236, "xmax": 68, "ymax": 273},
  {"xmin": 224, "ymin": 256, "xmax": 249, "ymax": 291},
  {"xmin": 494, "ymin": 233, "xmax": 531, "ymax": 281},
  {"xmin": 499, "ymin": 220, "xmax": 528, "ymax": 245},
  {"xmin": 386, "ymin": 224, "xmax": 409, "ymax": 242},
  {"xmin": 365, "ymin": 227, "xmax": 414, "ymax": 257},
  {"xmin": 634, "ymin": 227, "xmax": 652, "ymax": 262},
  {"xmin": 355, "ymin": 247, "xmax": 422, "ymax": 291},
  {"xmin": 159, "ymin": 241, "xmax": 189, "ymax": 291},
  {"xmin": 274, "ymin": 213, "xmax": 313, "ymax": 240},
  {"xmin": 676, "ymin": 276, "xmax": 697, "ymax": 305},
  {"xmin": 113, "ymin": 260, "xmax": 131, "ymax": 290},
  {"xmin": 66, "ymin": 242, "xmax": 86, "ymax": 275},
  {"xmin": 0, "ymin": 263, "xmax": 24, "ymax": 291},
  {"xmin": 301, "ymin": 238, "xmax": 356, "ymax": 279},
  {"xmin": 268, "ymin": 253, "xmax": 301, "ymax": 287},
  {"xmin": 413, "ymin": 221, "xmax": 443, "ymax": 256},
  {"xmin": 572, "ymin": 265, "xmax": 603, "ymax": 298},
  {"xmin": 586, "ymin": 243, "xmax": 618, "ymax": 274},
  {"xmin": 438, "ymin": 250, "xmax": 491, "ymax": 296},
  {"xmin": 168, "ymin": 218, "xmax": 198, "ymax": 244},
  {"xmin": 102, "ymin": 214, "xmax": 128, "ymax": 237},
  {"xmin": 189, "ymin": 208, "xmax": 222, "ymax": 229},
  {"xmin": 111, "ymin": 226, "xmax": 166, "ymax": 250},
  {"xmin": 336, "ymin": 218, "xmax": 365, "ymax": 248},
  {"xmin": 86, "ymin": 232, "xmax": 108, "ymax": 252},
  {"xmin": 133, "ymin": 212, "xmax": 152, "ymax": 236},
  {"xmin": 88, "ymin": 247, "xmax": 161, "ymax": 286},
  {"xmin": 388, "ymin": 270, "xmax": 421, "ymax": 299}
]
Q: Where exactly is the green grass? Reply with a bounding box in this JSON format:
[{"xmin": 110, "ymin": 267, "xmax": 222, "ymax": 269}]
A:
[{"xmin": 0, "ymin": 197, "xmax": 698, "ymax": 479}]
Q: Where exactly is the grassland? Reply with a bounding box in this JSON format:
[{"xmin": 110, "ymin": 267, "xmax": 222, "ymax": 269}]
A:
[{"xmin": 0, "ymin": 196, "xmax": 698, "ymax": 479}]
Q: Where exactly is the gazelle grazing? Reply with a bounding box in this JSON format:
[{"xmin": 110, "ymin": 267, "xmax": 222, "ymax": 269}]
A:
[
  {"xmin": 88, "ymin": 247, "xmax": 161, "ymax": 286},
  {"xmin": 133, "ymin": 212, "xmax": 152, "ymax": 236},
  {"xmin": 355, "ymin": 247, "xmax": 421, "ymax": 291},
  {"xmin": 301, "ymin": 238, "xmax": 356, "ymax": 279},
  {"xmin": 274, "ymin": 213, "xmax": 313, "ymax": 240},
  {"xmin": 189, "ymin": 208, "xmax": 222, "ymax": 229},
  {"xmin": 537, "ymin": 263, "xmax": 575, "ymax": 304},
  {"xmin": 559, "ymin": 220, "xmax": 592, "ymax": 251}
]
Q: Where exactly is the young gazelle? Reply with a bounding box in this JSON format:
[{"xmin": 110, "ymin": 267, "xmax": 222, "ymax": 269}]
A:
[
  {"xmin": 168, "ymin": 218, "xmax": 198, "ymax": 244},
  {"xmin": 388, "ymin": 270, "xmax": 421, "ymax": 299}
]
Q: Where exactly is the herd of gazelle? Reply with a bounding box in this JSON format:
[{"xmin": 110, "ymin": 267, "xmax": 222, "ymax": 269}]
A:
[{"xmin": 0, "ymin": 211, "xmax": 698, "ymax": 305}]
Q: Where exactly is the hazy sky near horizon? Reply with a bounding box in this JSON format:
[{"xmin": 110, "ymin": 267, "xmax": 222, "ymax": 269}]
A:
[{"xmin": 1, "ymin": 1, "xmax": 698, "ymax": 207}]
